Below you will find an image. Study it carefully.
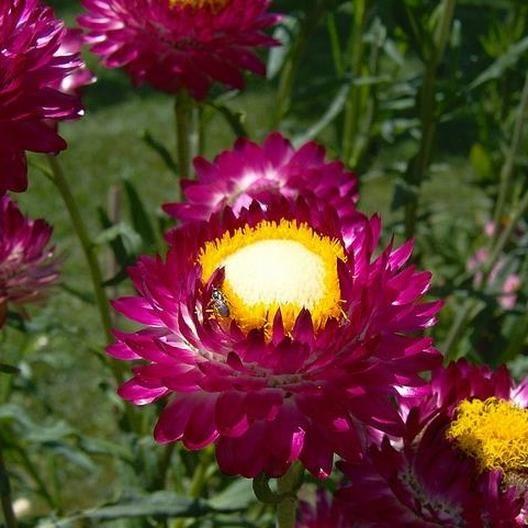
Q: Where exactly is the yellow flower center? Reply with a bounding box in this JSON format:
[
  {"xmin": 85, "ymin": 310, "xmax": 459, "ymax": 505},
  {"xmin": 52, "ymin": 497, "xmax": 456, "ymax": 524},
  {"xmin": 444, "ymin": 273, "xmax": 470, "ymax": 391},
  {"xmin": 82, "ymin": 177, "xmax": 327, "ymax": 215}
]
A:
[
  {"xmin": 199, "ymin": 219, "xmax": 346, "ymax": 333},
  {"xmin": 446, "ymin": 397, "xmax": 528, "ymax": 472},
  {"xmin": 169, "ymin": 0, "xmax": 229, "ymax": 11}
]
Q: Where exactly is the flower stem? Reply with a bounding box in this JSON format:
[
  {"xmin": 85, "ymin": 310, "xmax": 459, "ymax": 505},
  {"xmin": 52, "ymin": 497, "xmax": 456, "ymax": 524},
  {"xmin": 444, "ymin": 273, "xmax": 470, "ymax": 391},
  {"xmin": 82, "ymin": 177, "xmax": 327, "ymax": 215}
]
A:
[
  {"xmin": 276, "ymin": 463, "xmax": 304, "ymax": 528},
  {"xmin": 342, "ymin": 0, "xmax": 368, "ymax": 165},
  {"xmin": 274, "ymin": 1, "xmax": 327, "ymax": 127},
  {"xmin": 0, "ymin": 447, "xmax": 17, "ymax": 528},
  {"xmin": 47, "ymin": 156, "xmax": 113, "ymax": 344},
  {"xmin": 403, "ymin": 0, "xmax": 456, "ymax": 239},
  {"xmin": 493, "ymin": 72, "xmax": 528, "ymax": 227},
  {"xmin": 188, "ymin": 449, "xmax": 212, "ymax": 499},
  {"xmin": 45, "ymin": 156, "xmax": 141, "ymax": 432},
  {"xmin": 175, "ymin": 91, "xmax": 192, "ymax": 179}
]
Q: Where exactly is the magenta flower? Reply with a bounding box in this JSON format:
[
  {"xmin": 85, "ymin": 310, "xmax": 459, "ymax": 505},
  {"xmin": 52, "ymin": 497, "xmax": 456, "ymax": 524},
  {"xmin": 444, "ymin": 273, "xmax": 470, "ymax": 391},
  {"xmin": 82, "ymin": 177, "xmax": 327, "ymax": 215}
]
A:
[
  {"xmin": 0, "ymin": 0, "xmax": 89, "ymax": 195},
  {"xmin": 0, "ymin": 196, "xmax": 59, "ymax": 325},
  {"xmin": 110, "ymin": 193, "xmax": 441, "ymax": 479},
  {"xmin": 163, "ymin": 133, "xmax": 359, "ymax": 232},
  {"xmin": 79, "ymin": 0, "xmax": 280, "ymax": 100},
  {"xmin": 337, "ymin": 360, "xmax": 528, "ymax": 527}
]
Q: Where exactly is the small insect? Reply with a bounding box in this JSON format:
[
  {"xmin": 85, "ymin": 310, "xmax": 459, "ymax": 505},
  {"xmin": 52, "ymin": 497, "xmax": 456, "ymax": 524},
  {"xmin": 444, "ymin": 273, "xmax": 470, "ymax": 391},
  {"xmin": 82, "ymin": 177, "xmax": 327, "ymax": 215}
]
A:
[{"xmin": 209, "ymin": 288, "xmax": 230, "ymax": 318}]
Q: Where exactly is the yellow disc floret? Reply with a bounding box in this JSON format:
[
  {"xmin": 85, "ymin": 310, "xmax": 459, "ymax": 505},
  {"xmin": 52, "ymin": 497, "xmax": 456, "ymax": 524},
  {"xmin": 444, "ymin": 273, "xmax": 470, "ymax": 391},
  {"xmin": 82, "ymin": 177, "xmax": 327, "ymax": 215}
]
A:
[
  {"xmin": 199, "ymin": 219, "xmax": 346, "ymax": 333},
  {"xmin": 169, "ymin": 0, "xmax": 229, "ymax": 11},
  {"xmin": 446, "ymin": 397, "xmax": 528, "ymax": 472}
]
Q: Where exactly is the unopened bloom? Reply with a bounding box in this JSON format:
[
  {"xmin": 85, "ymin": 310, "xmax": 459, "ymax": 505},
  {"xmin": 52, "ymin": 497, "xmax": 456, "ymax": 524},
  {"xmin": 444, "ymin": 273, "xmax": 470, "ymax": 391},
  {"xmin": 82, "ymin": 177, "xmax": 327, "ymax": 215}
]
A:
[
  {"xmin": 110, "ymin": 189, "xmax": 440, "ymax": 478},
  {"xmin": 164, "ymin": 133, "xmax": 359, "ymax": 233},
  {"xmin": 79, "ymin": 0, "xmax": 280, "ymax": 99},
  {"xmin": 0, "ymin": 0, "xmax": 89, "ymax": 194},
  {"xmin": 0, "ymin": 196, "xmax": 59, "ymax": 325},
  {"xmin": 338, "ymin": 360, "xmax": 528, "ymax": 527}
]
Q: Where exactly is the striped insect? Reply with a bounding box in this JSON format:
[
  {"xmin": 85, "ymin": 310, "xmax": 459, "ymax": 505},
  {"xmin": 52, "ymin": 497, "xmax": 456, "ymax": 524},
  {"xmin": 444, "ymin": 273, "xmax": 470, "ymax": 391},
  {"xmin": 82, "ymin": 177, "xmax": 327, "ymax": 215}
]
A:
[{"xmin": 209, "ymin": 287, "xmax": 230, "ymax": 318}]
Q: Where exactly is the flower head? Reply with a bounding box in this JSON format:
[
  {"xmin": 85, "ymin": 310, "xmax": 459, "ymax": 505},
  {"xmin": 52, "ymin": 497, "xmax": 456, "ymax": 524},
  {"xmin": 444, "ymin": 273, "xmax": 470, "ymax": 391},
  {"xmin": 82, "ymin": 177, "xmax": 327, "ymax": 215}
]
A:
[
  {"xmin": 164, "ymin": 133, "xmax": 359, "ymax": 232},
  {"xmin": 79, "ymin": 0, "xmax": 280, "ymax": 99},
  {"xmin": 110, "ymin": 192, "xmax": 441, "ymax": 479},
  {"xmin": 0, "ymin": 196, "xmax": 60, "ymax": 324},
  {"xmin": 337, "ymin": 360, "xmax": 528, "ymax": 527},
  {"xmin": 0, "ymin": 0, "xmax": 89, "ymax": 195}
]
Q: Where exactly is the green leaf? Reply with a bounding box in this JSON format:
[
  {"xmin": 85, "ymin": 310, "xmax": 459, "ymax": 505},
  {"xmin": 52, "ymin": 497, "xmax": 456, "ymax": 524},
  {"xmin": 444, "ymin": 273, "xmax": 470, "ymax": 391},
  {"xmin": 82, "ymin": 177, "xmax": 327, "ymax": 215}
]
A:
[
  {"xmin": 294, "ymin": 84, "xmax": 349, "ymax": 145},
  {"xmin": 141, "ymin": 130, "xmax": 179, "ymax": 176},
  {"xmin": 207, "ymin": 102, "xmax": 248, "ymax": 138},
  {"xmin": 267, "ymin": 16, "xmax": 299, "ymax": 80},
  {"xmin": 77, "ymin": 436, "xmax": 134, "ymax": 463},
  {"xmin": 37, "ymin": 492, "xmax": 212, "ymax": 526},
  {"xmin": 94, "ymin": 221, "xmax": 142, "ymax": 256},
  {"xmin": 0, "ymin": 363, "xmax": 20, "ymax": 375},
  {"xmin": 208, "ymin": 479, "xmax": 255, "ymax": 511},
  {"xmin": 391, "ymin": 177, "xmax": 418, "ymax": 211},
  {"xmin": 97, "ymin": 207, "xmax": 132, "ymax": 268},
  {"xmin": 469, "ymin": 36, "xmax": 528, "ymax": 90},
  {"xmin": 123, "ymin": 180, "xmax": 158, "ymax": 250},
  {"xmin": 0, "ymin": 404, "xmax": 73, "ymax": 443}
]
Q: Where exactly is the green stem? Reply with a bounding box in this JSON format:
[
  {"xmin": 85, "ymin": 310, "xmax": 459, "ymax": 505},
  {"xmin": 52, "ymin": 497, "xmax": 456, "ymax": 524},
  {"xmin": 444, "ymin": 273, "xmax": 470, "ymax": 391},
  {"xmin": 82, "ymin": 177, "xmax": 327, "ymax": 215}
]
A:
[
  {"xmin": 493, "ymin": 72, "xmax": 528, "ymax": 227},
  {"xmin": 0, "ymin": 447, "xmax": 17, "ymax": 528},
  {"xmin": 151, "ymin": 444, "xmax": 176, "ymax": 491},
  {"xmin": 175, "ymin": 91, "xmax": 192, "ymax": 179},
  {"xmin": 403, "ymin": 0, "xmax": 456, "ymax": 239},
  {"xmin": 46, "ymin": 157, "xmax": 139, "ymax": 432},
  {"xmin": 274, "ymin": 1, "xmax": 327, "ymax": 127},
  {"xmin": 172, "ymin": 449, "xmax": 213, "ymax": 528},
  {"xmin": 198, "ymin": 105, "xmax": 207, "ymax": 156},
  {"xmin": 276, "ymin": 463, "xmax": 304, "ymax": 528},
  {"xmin": 46, "ymin": 156, "xmax": 113, "ymax": 348},
  {"xmin": 188, "ymin": 449, "xmax": 213, "ymax": 498},
  {"xmin": 13, "ymin": 444, "xmax": 56, "ymax": 511},
  {"xmin": 342, "ymin": 0, "xmax": 368, "ymax": 165}
]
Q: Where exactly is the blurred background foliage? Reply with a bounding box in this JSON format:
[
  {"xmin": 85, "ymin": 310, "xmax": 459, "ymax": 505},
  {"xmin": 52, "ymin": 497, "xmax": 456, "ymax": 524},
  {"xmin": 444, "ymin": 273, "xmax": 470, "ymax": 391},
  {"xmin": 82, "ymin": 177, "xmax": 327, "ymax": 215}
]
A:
[{"xmin": 2, "ymin": 0, "xmax": 528, "ymax": 526}]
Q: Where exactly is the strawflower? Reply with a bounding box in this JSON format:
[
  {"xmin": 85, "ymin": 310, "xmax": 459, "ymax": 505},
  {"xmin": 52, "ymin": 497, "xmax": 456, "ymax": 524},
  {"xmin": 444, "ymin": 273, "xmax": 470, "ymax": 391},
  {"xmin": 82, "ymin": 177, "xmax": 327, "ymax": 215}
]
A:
[
  {"xmin": 0, "ymin": 196, "xmax": 59, "ymax": 325},
  {"xmin": 79, "ymin": 0, "xmax": 280, "ymax": 99},
  {"xmin": 0, "ymin": 0, "xmax": 88, "ymax": 194},
  {"xmin": 110, "ymin": 183, "xmax": 440, "ymax": 478},
  {"xmin": 337, "ymin": 360, "xmax": 528, "ymax": 527},
  {"xmin": 163, "ymin": 133, "xmax": 359, "ymax": 233}
]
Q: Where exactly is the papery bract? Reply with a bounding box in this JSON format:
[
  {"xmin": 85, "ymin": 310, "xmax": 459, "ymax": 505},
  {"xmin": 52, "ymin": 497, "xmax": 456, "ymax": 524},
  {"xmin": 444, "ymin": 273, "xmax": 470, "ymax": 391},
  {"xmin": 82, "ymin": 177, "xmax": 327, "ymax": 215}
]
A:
[
  {"xmin": 0, "ymin": 0, "xmax": 90, "ymax": 194},
  {"xmin": 0, "ymin": 196, "xmax": 59, "ymax": 324},
  {"xmin": 110, "ymin": 193, "xmax": 441, "ymax": 479},
  {"xmin": 163, "ymin": 133, "xmax": 359, "ymax": 233},
  {"xmin": 337, "ymin": 360, "xmax": 528, "ymax": 527},
  {"xmin": 79, "ymin": 0, "xmax": 280, "ymax": 99}
]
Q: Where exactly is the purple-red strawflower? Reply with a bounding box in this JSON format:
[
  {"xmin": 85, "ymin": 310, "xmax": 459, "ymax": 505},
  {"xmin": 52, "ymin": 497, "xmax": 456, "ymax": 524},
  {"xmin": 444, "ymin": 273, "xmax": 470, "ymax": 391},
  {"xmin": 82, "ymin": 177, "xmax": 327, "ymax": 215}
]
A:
[
  {"xmin": 0, "ymin": 196, "xmax": 59, "ymax": 325},
  {"xmin": 0, "ymin": 0, "xmax": 90, "ymax": 195},
  {"xmin": 163, "ymin": 133, "xmax": 359, "ymax": 234},
  {"xmin": 79, "ymin": 0, "xmax": 280, "ymax": 100},
  {"xmin": 110, "ymin": 186, "xmax": 441, "ymax": 478},
  {"xmin": 337, "ymin": 360, "xmax": 528, "ymax": 527}
]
